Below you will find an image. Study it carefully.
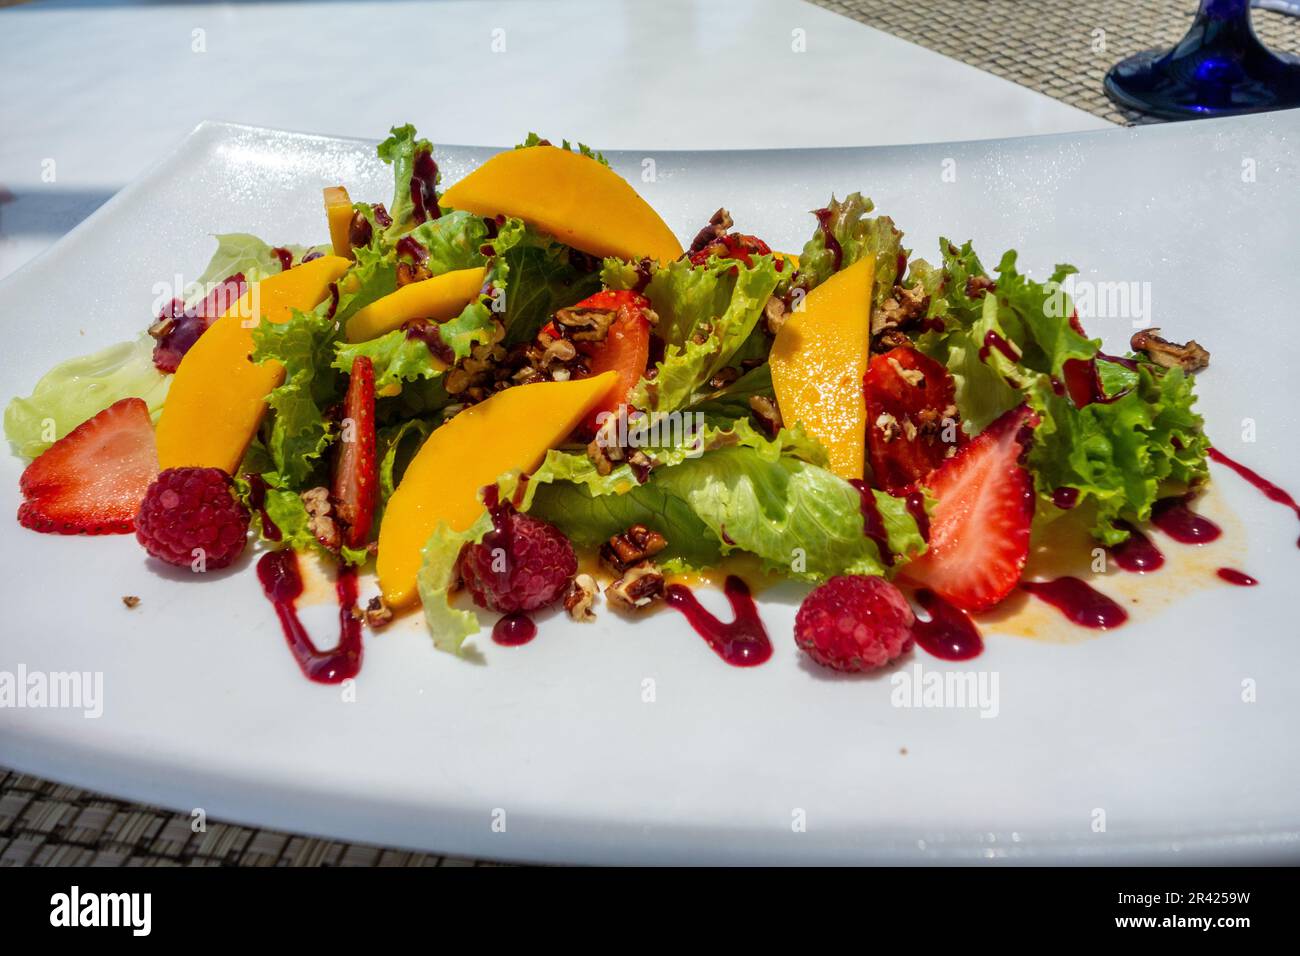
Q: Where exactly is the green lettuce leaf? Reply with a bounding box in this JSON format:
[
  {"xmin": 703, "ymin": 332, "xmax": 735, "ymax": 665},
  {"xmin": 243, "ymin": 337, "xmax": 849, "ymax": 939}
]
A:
[
  {"xmin": 333, "ymin": 329, "xmax": 445, "ymax": 393},
  {"xmin": 250, "ymin": 303, "xmax": 341, "ymax": 487},
  {"xmin": 520, "ymin": 419, "xmax": 925, "ymax": 581},
  {"xmin": 196, "ymin": 233, "xmax": 325, "ymax": 286},
  {"xmin": 910, "ymin": 240, "xmax": 1209, "ymax": 544},
  {"xmin": 498, "ymin": 235, "xmax": 602, "ymax": 345},
  {"xmin": 5, "ymin": 334, "xmax": 170, "ymax": 458},
  {"xmin": 627, "ymin": 255, "xmax": 781, "ymax": 413},
  {"xmin": 377, "ymin": 124, "xmax": 437, "ymax": 238},
  {"xmin": 516, "ymin": 132, "xmax": 609, "ymax": 166},
  {"xmin": 416, "ymin": 514, "xmax": 490, "ymax": 656},
  {"xmin": 795, "ymin": 192, "xmax": 904, "ymax": 308}
]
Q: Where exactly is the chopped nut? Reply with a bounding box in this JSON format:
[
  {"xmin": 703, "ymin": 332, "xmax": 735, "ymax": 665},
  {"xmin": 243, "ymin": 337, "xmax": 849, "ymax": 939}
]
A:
[
  {"xmin": 605, "ymin": 563, "xmax": 666, "ymax": 611},
  {"xmin": 748, "ymin": 394, "xmax": 783, "ymax": 436},
  {"xmin": 887, "ymin": 356, "xmax": 925, "ymax": 387},
  {"xmin": 545, "ymin": 338, "xmax": 577, "ymax": 363},
  {"xmin": 1130, "ymin": 328, "xmax": 1210, "ymax": 373},
  {"xmin": 587, "ymin": 437, "xmax": 615, "ymax": 476},
  {"xmin": 600, "ymin": 523, "xmax": 668, "ymax": 573},
  {"xmin": 553, "ymin": 305, "xmax": 615, "ymax": 342},
  {"xmin": 444, "ymin": 368, "xmax": 472, "ymax": 395},
  {"xmin": 902, "ymin": 417, "xmax": 918, "ymax": 442},
  {"xmin": 626, "ymin": 449, "xmax": 654, "ymax": 484},
  {"xmin": 563, "ymin": 573, "xmax": 599, "ymax": 622},
  {"xmin": 301, "ymin": 486, "xmax": 340, "ymax": 551},
  {"xmin": 872, "ymin": 281, "xmax": 930, "ymax": 338},
  {"xmin": 874, "ymin": 411, "xmax": 900, "ymax": 442},
  {"xmin": 965, "ymin": 275, "xmax": 996, "ymax": 299},
  {"xmin": 122, "ymin": 595, "xmax": 141, "ymax": 609},
  {"xmin": 689, "ymin": 208, "xmax": 734, "ymax": 255},
  {"xmin": 763, "ymin": 295, "xmax": 788, "ymax": 335},
  {"xmin": 365, "ymin": 596, "xmax": 393, "ymax": 628},
  {"xmin": 348, "ymin": 211, "xmax": 373, "ymax": 249},
  {"xmin": 708, "ymin": 366, "xmax": 740, "ymax": 390}
]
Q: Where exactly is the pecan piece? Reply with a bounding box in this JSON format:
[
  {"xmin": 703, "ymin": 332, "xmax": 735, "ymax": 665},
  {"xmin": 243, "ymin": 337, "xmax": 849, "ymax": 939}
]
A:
[
  {"xmin": 872, "ymin": 281, "xmax": 930, "ymax": 337},
  {"xmin": 965, "ymin": 275, "xmax": 996, "ymax": 299},
  {"xmin": 563, "ymin": 573, "xmax": 599, "ymax": 622},
  {"xmin": 689, "ymin": 208, "xmax": 734, "ymax": 255},
  {"xmin": 301, "ymin": 486, "xmax": 340, "ymax": 551},
  {"xmin": 1130, "ymin": 328, "xmax": 1210, "ymax": 373},
  {"xmin": 600, "ymin": 524, "xmax": 668, "ymax": 574},
  {"xmin": 605, "ymin": 563, "xmax": 666, "ymax": 611},
  {"xmin": 364, "ymin": 595, "xmax": 393, "ymax": 629},
  {"xmin": 749, "ymin": 394, "xmax": 783, "ymax": 436},
  {"xmin": 553, "ymin": 305, "xmax": 615, "ymax": 343}
]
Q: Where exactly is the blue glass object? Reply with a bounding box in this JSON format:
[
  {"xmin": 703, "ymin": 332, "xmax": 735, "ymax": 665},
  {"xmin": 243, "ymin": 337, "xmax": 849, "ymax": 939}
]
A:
[{"xmin": 1105, "ymin": 0, "xmax": 1300, "ymax": 118}]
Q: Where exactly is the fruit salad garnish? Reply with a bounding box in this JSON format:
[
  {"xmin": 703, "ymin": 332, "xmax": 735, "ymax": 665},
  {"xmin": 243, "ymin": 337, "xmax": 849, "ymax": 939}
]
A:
[{"xmin": 9, "ymin": 121, "xmax": 1254, "ymax": 684}]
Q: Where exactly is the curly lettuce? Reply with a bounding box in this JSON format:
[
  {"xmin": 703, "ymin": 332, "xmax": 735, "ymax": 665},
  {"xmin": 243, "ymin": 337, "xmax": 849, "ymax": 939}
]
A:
[{"xmin": 911, "ymin": 242, "xmax": 1209, "ymax": 544}]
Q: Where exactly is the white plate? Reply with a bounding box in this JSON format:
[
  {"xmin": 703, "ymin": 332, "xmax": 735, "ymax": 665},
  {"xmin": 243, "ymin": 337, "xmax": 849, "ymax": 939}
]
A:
[{"xmin": 1, "ymin": 119, "xmax": 1298, "ymax": 865}]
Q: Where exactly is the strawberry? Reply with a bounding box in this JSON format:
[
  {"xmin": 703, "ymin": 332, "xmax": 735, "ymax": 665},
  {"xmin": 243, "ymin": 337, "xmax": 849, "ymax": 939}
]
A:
[
  {"xmin": 557, "ymin": 289, "xmax": 652, "ymax": 435},
  {"xmin": 331, "ymin": 355, "xmax": 377, "ymax": 550},
  {"xmin": 18, "ymin": 397, "xmax": 158, "ymax": 535},
  {"xmin": 864, "ymin": 346, "xmax": 964, "ymax": 494},
  {"xmin": 900, "ymin": 404, "xmax": 1038, "ymax": 612}
]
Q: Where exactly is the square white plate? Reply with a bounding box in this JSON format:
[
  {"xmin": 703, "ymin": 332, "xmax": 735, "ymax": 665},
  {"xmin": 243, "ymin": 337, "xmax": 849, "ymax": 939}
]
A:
[{"xmin": 1, "ymin": 118, "xmax": 1298, "ymax": 865}]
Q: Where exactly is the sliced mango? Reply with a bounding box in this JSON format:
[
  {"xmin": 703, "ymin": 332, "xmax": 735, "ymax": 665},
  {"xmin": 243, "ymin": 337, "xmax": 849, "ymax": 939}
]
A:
[
  {"xmin": 440, "ymin": 146, "xmax": 682, "ymax": 263},
  {"xmin": 769, "ymin": 256, "xmax": 874, "ymax": 480},
  {"xmin": 324, "ymin": 186, "xmax": 354, "ymax": 259},
  {"xmin": 344, "ymin": 266, "xmax": 486, "ymax": 343},
  {"xmin": 156, "ymin": 255, "xmax": 350, "ymax": 473},
  {"xmin": 377, "ymin": 372, "xmax": 618, "ymax": 608}
]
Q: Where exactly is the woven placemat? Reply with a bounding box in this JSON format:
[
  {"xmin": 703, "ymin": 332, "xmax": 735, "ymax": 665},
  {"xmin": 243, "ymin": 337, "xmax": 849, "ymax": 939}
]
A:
[
  {"xmin": 6, "ymin": 0, "xmax": 1300, "ymax": 870},
  {"xmin": 0, "ymin": 769, "xmax": 500, "ymax": 867},
  {"xmin": 811, "ymin": 0, "xmax": 1300, "ymax": 125}
]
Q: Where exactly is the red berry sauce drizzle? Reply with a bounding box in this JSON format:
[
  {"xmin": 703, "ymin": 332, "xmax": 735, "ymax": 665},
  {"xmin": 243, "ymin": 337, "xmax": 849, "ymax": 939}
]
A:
[
  {"xmin": 1020, "ymin": 577, "xmax": 1128, "ymax": 629},
  {"xmin": 1150, "ymin": 493, "xmax": 1222, "ymax": 544},
  {"xmin": 1207, "ymin": 446, "xmax": 1300, "ymax": 547},
  {"xmin": 1108, "ymin": 520, "xmax": 1164, "ymax": 573},
  {"xmin": 1217, "ymin": 568, "xmax": 1258, "ymax": 587},
  {"xmin": 256, "ymin": 550, "xmax": 363, "ymax": 684},
  {"xmin": 243, "ymin": 474, "xmax": 281, "ymax": 543},
  {"xmin": 664, "ymin": 576, "xmax": 773, "ymax": 667},
  {"xmin": 911, "ymin": 589, "xmax": 983, "ymax": 660}
]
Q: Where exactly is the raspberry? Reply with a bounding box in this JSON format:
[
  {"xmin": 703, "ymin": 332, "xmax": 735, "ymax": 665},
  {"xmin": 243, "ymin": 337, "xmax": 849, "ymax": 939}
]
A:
[
  {"xmin": 135, "ymin": 467, "xmax": 250, "ymax": 569},
  {"xmin": 458, "ymin": 505, "xmax": 576, "ymax": 614},
  {"xmin": 794, "ymin": 575, "xmax": 915, "ymax": 672}
]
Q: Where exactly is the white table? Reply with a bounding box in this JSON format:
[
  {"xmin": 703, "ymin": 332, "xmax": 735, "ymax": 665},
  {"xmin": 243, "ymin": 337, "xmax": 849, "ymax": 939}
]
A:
[{"xmin": 0, "ymin": 0, "xmax": 1107, "ymax": 282}]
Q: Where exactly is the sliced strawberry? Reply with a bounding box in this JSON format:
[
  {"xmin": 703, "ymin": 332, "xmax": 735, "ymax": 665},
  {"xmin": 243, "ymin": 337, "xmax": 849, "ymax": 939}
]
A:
[
  {"xmin": 864, "ymin": 346, "xmax": 964, "ymax": 494},
  {"xmin": 900, "ymin": 404, "xmax": 1038, "ymax": 612},
  {"xmin": 331, "ymin": 355, "xmax": 377, "ymax": 550},
  {"xmin": 18, "ymin": 397, "xmax": 158, "ymax": 535},
  {"xmin": 565, "ymin": 290, "xmax": 652, "ymax": 434}
]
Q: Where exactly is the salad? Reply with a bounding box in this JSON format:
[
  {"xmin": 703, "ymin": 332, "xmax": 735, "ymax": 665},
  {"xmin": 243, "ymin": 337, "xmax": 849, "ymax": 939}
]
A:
[{"xmin": 6, "ymin": 123, "xmax": 1224, "ymax": 681}]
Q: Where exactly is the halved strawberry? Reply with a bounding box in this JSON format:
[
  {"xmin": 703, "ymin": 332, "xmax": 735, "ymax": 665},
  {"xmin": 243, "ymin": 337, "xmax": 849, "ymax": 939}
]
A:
[
  {"xmin": 18, "ymin": 397, "xmax": 158, "ymax": 535},
  {"xmin": 331, "ymin": 355, "xmax": 377, "ymax": 550},
  {"xmin": 900, "ymin": 404, "xmax": 1038, "ymax": 612},
  {"xmin": 864, "ymin": 346, "xmax": 964, "ymax": 494},
  {"xmin": 566, "ymin": 290, "xmax": 652, "ymax": 434}
]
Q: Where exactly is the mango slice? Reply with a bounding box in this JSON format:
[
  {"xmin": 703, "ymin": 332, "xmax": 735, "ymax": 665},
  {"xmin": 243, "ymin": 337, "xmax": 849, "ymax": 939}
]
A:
[
  {"xmin": 769, "ymin": 256, "xmax": 874, "ymax": 480},
  {"xmin": 324, "ymin": 186, "xmax": 354, "ymax": 259},
  {"xmin": 323, "ymin": 186, "xmax": 354, "ymax": 259},
  {"xmin": 344, "ymin": 266, "xmax": 486, "ymax": 343},
  {"xmin": 440, "ymin": 146, "xmax": 682, "ymax": 263},
  {"xmin": 377, "ymin": 371, "xmax": 618, "ymax": 608},
  {"xmin": 156, "ymin": 255, "xmax": 350, "ymax": 473}
]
